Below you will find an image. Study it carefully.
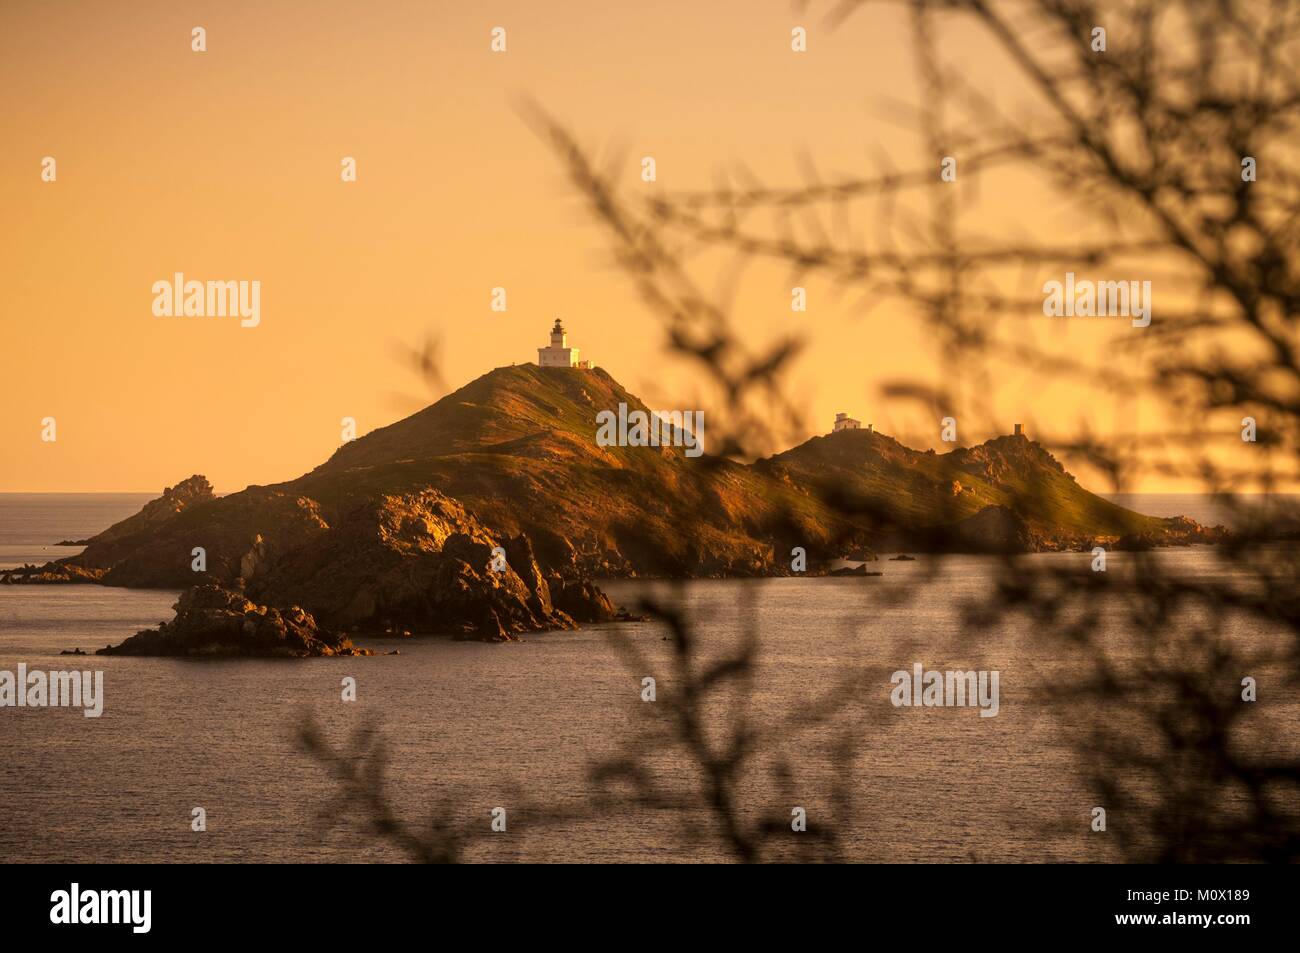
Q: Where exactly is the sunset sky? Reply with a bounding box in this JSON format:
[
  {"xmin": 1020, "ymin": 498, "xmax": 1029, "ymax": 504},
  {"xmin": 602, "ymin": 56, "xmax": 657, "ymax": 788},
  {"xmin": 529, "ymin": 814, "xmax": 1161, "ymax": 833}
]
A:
[{"xmin": 0, "ymin": 0, "xmax": 1248, "ymax": 493}]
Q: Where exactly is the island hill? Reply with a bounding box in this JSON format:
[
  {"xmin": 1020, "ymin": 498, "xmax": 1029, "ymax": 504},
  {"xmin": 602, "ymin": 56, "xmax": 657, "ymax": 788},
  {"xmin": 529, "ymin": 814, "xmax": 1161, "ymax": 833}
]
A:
[{"xmin": 3, "ymin": 351, "xmax": 1224, "ymax": 655}]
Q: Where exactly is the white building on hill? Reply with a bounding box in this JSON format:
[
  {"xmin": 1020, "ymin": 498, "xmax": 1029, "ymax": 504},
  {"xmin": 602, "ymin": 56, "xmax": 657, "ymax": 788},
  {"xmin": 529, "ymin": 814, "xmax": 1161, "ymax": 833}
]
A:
[
  {"xmin": 833, "ymin": 412, "xmax": 861, "ymax": 432},
  {"xmin": 538, "ymin": 318, "xmax": 593, "ymax": 368}
]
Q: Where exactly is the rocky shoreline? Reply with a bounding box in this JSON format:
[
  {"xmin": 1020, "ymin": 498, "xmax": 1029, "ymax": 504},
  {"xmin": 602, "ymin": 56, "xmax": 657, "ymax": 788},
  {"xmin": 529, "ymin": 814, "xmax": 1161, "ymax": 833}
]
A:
[
  {"xmin": 1, "ymin": 563, "xmax": 105, "ymax": 584},
  {"xmin": 3, "ymin": 478, "xmax": 632, "ymax": 655},
  {"xmin": 97, "ymin": 585, "xmax": 373, "ymax": 658}
]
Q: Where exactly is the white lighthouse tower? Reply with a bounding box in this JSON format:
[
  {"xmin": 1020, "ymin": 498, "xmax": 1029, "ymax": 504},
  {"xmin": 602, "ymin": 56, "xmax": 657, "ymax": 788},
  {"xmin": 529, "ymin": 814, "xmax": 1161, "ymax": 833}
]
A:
[{"xmin": 537, "ymin": 318, "xmax": 593, "ymax": 368}]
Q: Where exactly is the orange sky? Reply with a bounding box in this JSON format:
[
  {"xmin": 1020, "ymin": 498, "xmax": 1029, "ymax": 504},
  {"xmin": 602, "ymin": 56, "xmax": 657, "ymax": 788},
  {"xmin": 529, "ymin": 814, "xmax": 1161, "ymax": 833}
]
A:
[{"xmin": 0, "ymin": 0, "xmax": 1254, "ymax": 493}]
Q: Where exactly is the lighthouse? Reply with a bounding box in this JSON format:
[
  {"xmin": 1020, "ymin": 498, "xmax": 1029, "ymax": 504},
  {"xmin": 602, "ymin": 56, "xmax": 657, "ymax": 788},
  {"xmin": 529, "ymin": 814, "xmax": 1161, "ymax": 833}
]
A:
[
  {"xmin": 537, "ymin": 319, "xmax": 593, "ymax": 368},
  {"xmin": 833, "ymin": 412, "xmax": 862, "ymax": 432}
]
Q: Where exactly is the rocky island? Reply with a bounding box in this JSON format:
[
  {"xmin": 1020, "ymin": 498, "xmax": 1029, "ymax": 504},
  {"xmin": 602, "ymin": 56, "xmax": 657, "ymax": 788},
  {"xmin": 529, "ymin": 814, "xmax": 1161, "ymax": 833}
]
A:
[
  {"xmin": 98, "ymin": 585, "xmax": 373, "ymax": 658},
  {"xmin": 2, "ymin": 363, "xmax": 1227, "ymax": 654}
]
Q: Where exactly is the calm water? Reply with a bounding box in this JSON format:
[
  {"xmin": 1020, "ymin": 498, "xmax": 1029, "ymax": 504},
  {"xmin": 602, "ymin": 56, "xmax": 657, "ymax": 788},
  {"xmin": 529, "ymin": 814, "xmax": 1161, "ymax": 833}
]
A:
[
  {"xmin": 1101, "ymin": 492, "xmax": 1300, "ymax": 526},
  {"xmin": 0, "ymin": 493, "xmax": 154, "ymax": 569},
  {"xmin": 0, "ymin": 495, "xmax": 1294, "ymax": 863}
]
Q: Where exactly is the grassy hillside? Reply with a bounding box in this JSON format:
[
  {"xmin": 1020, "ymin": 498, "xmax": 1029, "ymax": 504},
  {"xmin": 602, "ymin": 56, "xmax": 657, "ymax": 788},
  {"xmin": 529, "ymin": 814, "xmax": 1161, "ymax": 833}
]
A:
[
  {"xmin": 760, "ymin": 429, "xmax": 1167, "ymax": 544},
  {"xmin": 278, "ymin": 364, "xmax": 1182, "ymax": 568},
  {"xmin": 286, "ymin": 365, "xmax": 824, "ymax": 573}
]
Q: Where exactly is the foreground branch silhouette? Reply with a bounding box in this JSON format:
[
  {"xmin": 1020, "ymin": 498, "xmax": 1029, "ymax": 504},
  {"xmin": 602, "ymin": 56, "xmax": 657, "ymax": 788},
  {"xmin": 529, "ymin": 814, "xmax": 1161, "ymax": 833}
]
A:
[{"xmin": 303, "ymin": 0, "xmax": 1300, "ymax": 862}]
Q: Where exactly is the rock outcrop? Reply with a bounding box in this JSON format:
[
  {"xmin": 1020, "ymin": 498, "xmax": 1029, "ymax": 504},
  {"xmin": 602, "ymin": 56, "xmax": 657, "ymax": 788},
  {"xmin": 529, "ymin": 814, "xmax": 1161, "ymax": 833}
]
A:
[
  {"xmin": 90, "ymin": 486, "xmax": 330, "ymax": 588},
  {"xmin": 828, "ymin": 564, "xmax": 884, "ymax": 577},
  {"xmin": 244, "ymin": 490, "xmax": 596, "ymax": 640},
  {"xmin": 1, "ymin": 562, "xmax": 105, "ymax": 584},
  {"xmin": 98, "ymin": 585, "xmax": 372, "ymax": 657},
  {"xmin": 26, "ymin": 479, "xmax": 619, "ymax": 645},
  {"xmin": 97, "ymin": 475, "xmax": 215, "ymax": 542}
]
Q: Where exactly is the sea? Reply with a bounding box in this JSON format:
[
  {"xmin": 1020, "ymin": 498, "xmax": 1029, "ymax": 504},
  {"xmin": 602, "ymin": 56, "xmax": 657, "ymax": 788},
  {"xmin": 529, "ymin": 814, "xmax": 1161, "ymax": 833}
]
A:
[{"xmin": 1, "ymin": 493, "xmax": 1296, "ymax": 863}]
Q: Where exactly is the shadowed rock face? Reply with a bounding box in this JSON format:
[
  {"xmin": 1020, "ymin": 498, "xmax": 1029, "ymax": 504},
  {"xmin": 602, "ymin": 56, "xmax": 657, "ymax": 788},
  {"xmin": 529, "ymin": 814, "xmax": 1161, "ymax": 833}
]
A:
[
  {"xmin": 243, "ymin": 490, "xmax": 595, "ymax": 639},
  {"xmin": 97, "ymin": 585, "xmax": 372, "ymax": 658},
  {"xmin": 92, "ymin": 487, "xmax": 331, "ymax": 588},
  {"xmin": 23, "ymin": 481, "xmax": 620, "ymax": 646}
]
